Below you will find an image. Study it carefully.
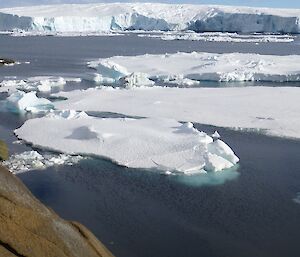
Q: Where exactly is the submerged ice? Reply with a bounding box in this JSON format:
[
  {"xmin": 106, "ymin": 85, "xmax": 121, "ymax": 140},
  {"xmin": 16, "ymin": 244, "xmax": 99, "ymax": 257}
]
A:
[{"xmin": 14, "ymin": 111, "xmax": 239, "ymax": 174}]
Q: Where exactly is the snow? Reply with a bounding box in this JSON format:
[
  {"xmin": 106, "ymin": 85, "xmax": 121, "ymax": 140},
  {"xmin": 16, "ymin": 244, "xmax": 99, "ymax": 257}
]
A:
[
  {"xmin": 3, "ymin": 150, "xmax": 85, "ymax": 174},
  {"xmin": 0, "ymin": 3, "xmax": 300, "ymax": 34},
  {"xmin": 87, "ymin": 52, "xmax": 300, "ymax": 83},
  {"xmin": 138, "ymin": 32, "xmax": 295, "ymax": 43},
  {"xmin": 14, "ymin": 112, "xmax": 239, "ymax": 174},
  {"xmin": 54, "ymin": 86, "xmax": 300, "ymax": 139},
  {"xmin": 5, "ymin": 90, "xmax": 54, "ymax": 113}
]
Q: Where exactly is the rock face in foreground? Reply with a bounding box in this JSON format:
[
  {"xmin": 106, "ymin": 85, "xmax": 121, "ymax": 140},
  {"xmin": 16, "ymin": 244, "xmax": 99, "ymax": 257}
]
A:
[{"xmin": 0, "ymin": 165, "xmax": 114, "ymax": 257}]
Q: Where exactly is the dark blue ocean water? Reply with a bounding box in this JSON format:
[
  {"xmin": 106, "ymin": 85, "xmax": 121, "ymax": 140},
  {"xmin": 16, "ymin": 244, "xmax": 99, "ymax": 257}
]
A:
[{"xmin": 1, "ymin": 34, "xmax": 300, "ymax": 257}]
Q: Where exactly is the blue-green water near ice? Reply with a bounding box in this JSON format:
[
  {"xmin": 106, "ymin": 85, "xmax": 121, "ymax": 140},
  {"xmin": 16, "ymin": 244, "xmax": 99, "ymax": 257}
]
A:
[{"xmin": 1, "ymin": 34, "xmax": 300, "ymax": 257}]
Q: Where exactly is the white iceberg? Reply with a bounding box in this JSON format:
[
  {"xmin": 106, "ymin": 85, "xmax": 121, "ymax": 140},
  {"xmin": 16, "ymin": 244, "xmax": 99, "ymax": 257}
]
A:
[
  {"xmin": 14, "ymin": 112, "xmax": 239, "ymax": 174},
  {"xmin": 54, "ymin": 86, "xmax": 300, "ymax": 139},
  {"xmin": 6, "ymin": 90, "xmax": 54, "ymax": 113},
  {"xmin": 0, "ymin": 3, "xmax": 300, "ymax": 34},
  {"xmin": 87, "ymin": 52, "xmax": 300, "ymax": 83}
]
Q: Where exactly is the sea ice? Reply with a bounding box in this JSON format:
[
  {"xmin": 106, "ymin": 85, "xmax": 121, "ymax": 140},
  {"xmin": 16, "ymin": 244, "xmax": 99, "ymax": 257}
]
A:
[
  {"xmin": 87, "ymin": 52, "xmax": 300, "ymax": 83},
  {"xmin": 54, "ymin": 86, "xmax": 300, "ymax": 139},
  {"xmin": 138, "ymin": 32, "xmax": 295, "ymax": 43},
  {"xmin": 0, "ymin": 76, "xmax": 81, "ymax": 93},
  {"xmin": 14, "ymin": 112, "xmax": 239, "ymax": 174},
  {"xmin": 3, "ymin": 150, "xmax": 85, "ymax": 174}
]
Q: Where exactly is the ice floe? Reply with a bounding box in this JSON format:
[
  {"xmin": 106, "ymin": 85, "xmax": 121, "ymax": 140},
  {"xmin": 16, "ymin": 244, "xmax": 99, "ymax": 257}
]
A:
[
  {"xmin": 54, "ymin": 86, "xmax": 300, "ymax": 139},
  {"xmin": 14, "ymin": 112, "xmax": 239, "ymax": 174},
  {"xmin": 87, "ymin": 52, "xmax": 300, "ymax": 83},
  {"xmin": 3, "ymin": 150, "xmax": 85, "ymax": 174}
]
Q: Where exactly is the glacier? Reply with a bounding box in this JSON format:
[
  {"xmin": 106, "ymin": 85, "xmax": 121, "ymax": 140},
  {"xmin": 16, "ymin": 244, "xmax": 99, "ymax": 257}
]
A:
[
  {"xmin": 14, "ymin": 111, "xmax": 239, "ymax": 174},
  {"xmin": 87, "ymin": 52, "xmax": 300, "ymax": 83},
  {"xmin": 0, "ymin": 3, "xmax": 299, "ymax": 34}
]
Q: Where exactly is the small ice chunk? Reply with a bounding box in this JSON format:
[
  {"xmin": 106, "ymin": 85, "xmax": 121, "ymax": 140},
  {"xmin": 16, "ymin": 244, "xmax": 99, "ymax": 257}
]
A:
[
  {"xmin": 208, "ymin": 139, "xmax": 239, "ymax": 164},
  {"xmin": 212, "ymin": 131, "xmax": 221, "ymax": 139},
  {"xmin": 119, "ymin": 72, "xmax": 155, "ymax": 88},
  {"xmin": 6, "ymin": 90, "xmax": 54, "ymax": 113},
  {"xmin": 204, "ymin": 152, "xmax": 235, "ymax": 172}
]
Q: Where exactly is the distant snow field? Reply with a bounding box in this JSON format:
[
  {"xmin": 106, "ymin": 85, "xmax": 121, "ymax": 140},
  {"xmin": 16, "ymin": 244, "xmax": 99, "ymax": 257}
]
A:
[{"xmin": 0, "ymin": 3, "xmax": 300, "ymax": 34}]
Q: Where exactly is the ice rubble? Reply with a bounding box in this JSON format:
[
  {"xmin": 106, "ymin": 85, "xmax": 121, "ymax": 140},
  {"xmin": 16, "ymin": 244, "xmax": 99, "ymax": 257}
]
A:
[
  {"xmin": 0, "ymin": 3, "xmax": 300, "ymax": 34},
  {"xmin": 3, "ymin": 150, "xmax": 85, "ymax": 174},
  {"xmin": 138, "ymin": 32, "xmax": 295, "ymax": 43},
  {"xmin": 54, "ymin": 86, "xmax": 300, "ymax": 139},
  {"xmin": 87, "ymin": 52, "xmax": 300, "ymax": 83},
  {"xmin": 14, "ymin": 111, "xmax": 239, "ymax": 174},
  {"xmin": 0, "ymin": 76, "xmax": 81, "ymax": 93},
  {"xmin": 5, "ymin": 90, "xmax": 53, "ymax": 113}
]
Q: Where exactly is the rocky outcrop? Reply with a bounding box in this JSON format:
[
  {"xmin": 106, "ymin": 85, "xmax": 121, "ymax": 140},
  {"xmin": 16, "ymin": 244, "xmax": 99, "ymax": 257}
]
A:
[
  {"xmin": 0, "ymin": 141, "xmax": 8, "ymax": 161},
  {"xmin": 0, "ymin": 165, "xmax": 114, "ymax": 257},
  {"xmin": 0, "ymin": 58, "xmax": 15, "ymax": 66}
]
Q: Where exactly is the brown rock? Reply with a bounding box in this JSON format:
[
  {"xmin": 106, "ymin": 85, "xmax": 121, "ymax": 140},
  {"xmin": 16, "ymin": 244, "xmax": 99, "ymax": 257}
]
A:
[{"xmin": 0, "ymin": 165, "xmax": 114, "ymax": 257}]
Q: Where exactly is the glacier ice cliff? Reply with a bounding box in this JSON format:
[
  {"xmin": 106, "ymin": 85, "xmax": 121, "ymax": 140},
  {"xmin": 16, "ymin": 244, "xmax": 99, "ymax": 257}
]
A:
[{"xmin": 0, "ymin": 3, "xmax": 299, "ymax": 34}]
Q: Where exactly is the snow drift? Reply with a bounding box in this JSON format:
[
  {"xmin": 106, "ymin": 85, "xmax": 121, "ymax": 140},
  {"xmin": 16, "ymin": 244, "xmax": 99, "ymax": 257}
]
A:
[{"xmin": 0, "ymin": 3, "xmax": 300, "ymax": 34}]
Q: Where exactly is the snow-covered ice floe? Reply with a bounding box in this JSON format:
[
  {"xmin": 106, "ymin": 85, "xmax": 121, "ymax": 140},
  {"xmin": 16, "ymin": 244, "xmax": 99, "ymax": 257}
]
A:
[
  {"xmin": 3, "ymin": 150, "xmax": 85, "ymax": 174},
  {"xmin": 0, "ymin": 76, "xmax": 81, "ymax": 93},
  {"xmin": 54, "ymin": 87, "xmax": 300, "ymax": 139},
  {"xmin": 87, "ymin": 52, "xmax": 300, "ymax": 84},
  {"xmin": 0, "ymin": 3, "xmax": 300, "ymax": 34},
  {"xmin": 5, "ymin": 90, "xmax": 54, "ymax": 113},
  {"xmin": 14, "ymin": 111, "xmax": 239, "ymax": 174},
  {"xmin": 138, "ymin": 32, "xmax": 295, "ymax": 43}
]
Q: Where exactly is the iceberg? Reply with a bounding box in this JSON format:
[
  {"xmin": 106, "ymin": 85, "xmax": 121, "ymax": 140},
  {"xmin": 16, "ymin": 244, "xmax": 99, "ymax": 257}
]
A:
[
  {"xmin": 87, "ymin": 52, "xmax": 300, "ymax": 83},
  {"xmin": 0, "ymin": 3, "xmax": 299, "ymax": 34},
  {"xmin": 5, "ymin": 90, "xmax": 54, "ymax": 113},
  {"xmin": 14, "ymin": 112, "xmax": 239, "ymax": 174}
]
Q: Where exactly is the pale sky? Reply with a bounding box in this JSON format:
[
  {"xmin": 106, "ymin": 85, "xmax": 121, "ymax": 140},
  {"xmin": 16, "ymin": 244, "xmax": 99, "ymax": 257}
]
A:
[{"xmin": 0, "ymin": 0, "xmax": 299, "ymax": 8}]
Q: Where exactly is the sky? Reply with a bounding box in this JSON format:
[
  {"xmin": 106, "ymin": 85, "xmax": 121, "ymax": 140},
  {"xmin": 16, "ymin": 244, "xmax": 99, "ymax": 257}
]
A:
[{"xmin": 0, "ymin": 0, "xmax": 299, "ymax": 8}]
